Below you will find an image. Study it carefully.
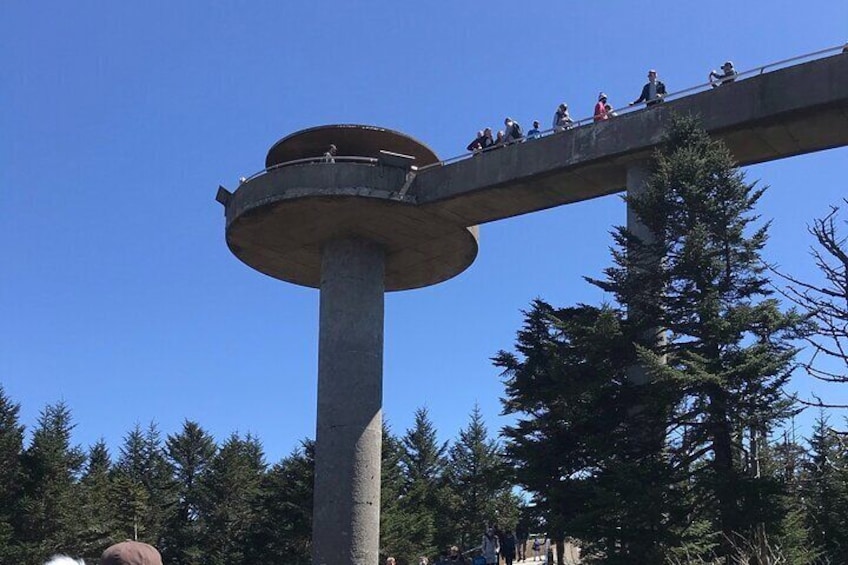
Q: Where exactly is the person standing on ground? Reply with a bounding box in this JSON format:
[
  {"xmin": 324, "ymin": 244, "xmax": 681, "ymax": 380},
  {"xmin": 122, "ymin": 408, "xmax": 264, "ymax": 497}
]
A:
[
  {"xmin": 532, "ymin": 538, "xmax": 542, "ymax": 561},
  {"xmin": 482, "ymin": 525, "xmax": 500, "ymax": 565},
  {"xmin": 515, "ymin": 520, "xmax": 529, "ymax": 561},
  {"xmin": 500, "ymin": 530, "xmax": 517, "ymax": 565},
  {"xmin": 630, "ymin": 69, "xmax": 666, "ymax": 107}
]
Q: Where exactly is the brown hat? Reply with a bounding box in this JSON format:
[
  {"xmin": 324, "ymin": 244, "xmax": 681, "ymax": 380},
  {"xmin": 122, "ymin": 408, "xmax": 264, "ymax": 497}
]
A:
[{"xmin": 100, "ymin": 541, "xmax": 162, "ymax": 565}]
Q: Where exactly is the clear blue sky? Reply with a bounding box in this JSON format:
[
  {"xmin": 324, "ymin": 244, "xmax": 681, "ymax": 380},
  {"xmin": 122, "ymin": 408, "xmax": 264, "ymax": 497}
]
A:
[{"xmin": 2, "ymin": 1, "xmax": 847, "ymax": 465}]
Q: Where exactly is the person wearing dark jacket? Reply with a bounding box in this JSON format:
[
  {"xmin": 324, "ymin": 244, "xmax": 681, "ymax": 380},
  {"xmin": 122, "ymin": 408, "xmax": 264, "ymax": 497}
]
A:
[
  {"xmin": 500, "ymin": 530, "xmax": 517, "ymax": 565},
  {"xmin": 515, "ymin": 521, "xmax": 529, "ymax": 561},
  {"xmin": 630, "ymin": 69, "xmax": 666, "ymax": 106},
  {"xmin": 709, "ymin": 60, "xmax": 737, "ymax": 87},
  {"xmin": 467, "ymin": 128, "xmax": 494, "ymax": 152}
]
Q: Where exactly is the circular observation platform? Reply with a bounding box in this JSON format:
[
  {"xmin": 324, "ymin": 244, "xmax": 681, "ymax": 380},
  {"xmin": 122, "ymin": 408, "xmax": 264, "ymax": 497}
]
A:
[{"xmin": 223, "ymin": 125, "xmax": 479, "ymax": 292}]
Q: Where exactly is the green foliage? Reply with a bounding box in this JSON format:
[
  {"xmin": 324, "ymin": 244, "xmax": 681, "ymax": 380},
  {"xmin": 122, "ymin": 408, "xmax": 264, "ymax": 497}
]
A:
[
  {"xmin": 247, "ymin": 439, "xmax": 314, "ymax": 564},
  {"xmin": 396, "ymin": 407, "xmax": 448, "ymax": 561},
  {"xmin": 161, "ymin": 420, "xmax": 217, "ymax": 565},
  {"xmin": 802, "ymin": 414, "xmax": 848, "ymax": 563},
  {"xmin": 18, "ymin": 401, "xmax": 86, "ymax": 561},
  {"xmin": 496, "ymin": 300, "xmax": 645, "ymax": 560},
  {"xmin": 600, "ymin": 115, "xmax": 803, "ymax": 556},
  {"xmin": 77, "ymin": 440, "xmax": 118, "ymax": 556},
  {"xmin": 112, "ymin": 422, "xmax": 175, "ymax": 546},
  {"xmin": 380, "ymin": 421, "xmax": 421, "ymax": 562},
  {"xmin": 0, "ymin": 385, "xmax": 25, "ymax": 563},
  {"xmin": 444, "ymin": 404, "xmax": 511, "ymax": 548},
  {"xmin": 200, "ymin": 433, "xmax": 266, "ymax": 565},
  {"xmin": 497, "ymin": 116, "xmax": 811, "ymax": 563}
]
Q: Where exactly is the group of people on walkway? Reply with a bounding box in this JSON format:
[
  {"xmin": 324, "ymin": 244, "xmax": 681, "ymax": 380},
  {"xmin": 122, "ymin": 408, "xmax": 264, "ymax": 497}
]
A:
[
  {"xmin": 385, "ymin": 521, "xmax": 536, "ymax": 565},
  {"xmin": 466, "ymin": 61, "xmax": 738, "ymax": 152}
]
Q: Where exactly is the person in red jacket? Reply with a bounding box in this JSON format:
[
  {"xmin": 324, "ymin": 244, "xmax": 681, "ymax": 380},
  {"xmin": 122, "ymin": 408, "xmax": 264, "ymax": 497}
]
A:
[{"xmin": 594, "ymin": 92, "xmax": 610, "ymax": 122}]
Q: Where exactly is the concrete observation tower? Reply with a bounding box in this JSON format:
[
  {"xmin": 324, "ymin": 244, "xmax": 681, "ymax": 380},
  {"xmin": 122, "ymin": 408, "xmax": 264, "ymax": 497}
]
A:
[
  {"xmin": 216, "ymin": 51, "xmax": 848, "ymax": 565},
  {"xmin": 217, "ymin": 124, "xmax": 479, "ymax": 565}
]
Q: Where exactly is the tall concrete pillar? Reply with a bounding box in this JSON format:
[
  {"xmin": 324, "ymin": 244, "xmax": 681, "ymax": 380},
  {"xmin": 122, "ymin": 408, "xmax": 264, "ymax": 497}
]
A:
[
  {"xmin": 313, "ymin": 237, "xmax": 385, "ymax": 565},
  {"xmin": 626, "ymin": 160, "xmax": 664, "ymax": 384},
  {"xmin": 626, "ymin": 160, "xmax": 653, "ymax": 253},
  {"xmin": 220, "ymin": 125, "xmax": 479, "ymax": 565}
]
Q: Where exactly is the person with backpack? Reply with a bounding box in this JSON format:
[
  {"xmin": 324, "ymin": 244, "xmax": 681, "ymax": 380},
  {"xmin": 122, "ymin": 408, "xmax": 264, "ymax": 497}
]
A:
[
  {"xmin": 503, "ymin": 117, "xmax": 523, "ymax": 143},
  {"xmin": 532, "ymin": 537, "xmax": 543, "ymax": 561},
  {"xmin": 552, "ymin": 103, "xmax": 573, "ymax": 131}
]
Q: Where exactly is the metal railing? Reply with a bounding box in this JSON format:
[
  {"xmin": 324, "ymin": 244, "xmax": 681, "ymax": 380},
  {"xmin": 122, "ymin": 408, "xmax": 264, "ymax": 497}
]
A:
[
  {"xmin": 415, "ymin": 43, "xmax": 847, "ymax": 172},
  {"xmin": 235, "ymin": 44, "xmax": 845, "ymax": 182},
  {"xmin": 240, "ymin": 155, "xmax": 378, "ymax": 184}
]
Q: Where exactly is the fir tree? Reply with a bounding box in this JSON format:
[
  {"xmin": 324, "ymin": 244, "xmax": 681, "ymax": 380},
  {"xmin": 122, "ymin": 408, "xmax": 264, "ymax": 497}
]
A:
[
  {"xmin": 18, "ymin": 401, "xmax": 86, "ymax": 560},
  {"xmin": 161, "ymin": 420, "xmax": 217, "ymax": 565},
  {"xmin": 78, "ymin": 439, "xmax": 117, "ymax": 556},
  {"xmin": 200, "ymin": 432, "xmax": 266, "ymax": 565},
  {"xmin": 380, "ymin": 421, "xmax": 420, "ymax": 561},
  {"xmin": 0, "ymin": 385, "xmax": 25, "ymax": 563},
  {"xmin": 496, "ymin": 300, "xmax": 652, "ymax": 563},
  {"xmin": 444, "ymin": 404, "xmax": 508, "ymax": 549},
  {"xmin": 247, "ymin": 440, "xmax": 313, "ymax": 564},
  {"xmin": 113, "ymin": 422, "xmax": 175, "ymax": 546},
  {"xmin": 397, "ymin": 407, "xmax": 448, "ymax": 561},
  {"xmin": 803, "ymin": 413, "xmax": 848, "ymax": 562},
  {"xmin": 593, "ymin": 115, "xmax": 803, "ymax": 556}
]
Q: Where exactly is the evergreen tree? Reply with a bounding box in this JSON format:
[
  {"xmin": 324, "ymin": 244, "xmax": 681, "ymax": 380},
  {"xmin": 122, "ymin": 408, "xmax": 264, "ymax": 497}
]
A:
[
  {"xmin": 0, "ymin": 385, "xmax": 25, "ymax": 563},
  {"xmin": 200, "ymin": 432, "xmax": 266, "ymax": 565},
  {"xmin": 247, "ymin": 440, "xmax": 313, "ymax": 564},
  {"xmin": 592, "ymin": 115, "xmax": 803, "ymax": 556},
  {"xmin": 18, "ymin": 401, "xmax": 86, "ymax": 560},
  {"xmin": 803, "ymin": 413, "xmax": 848, "ymax": 562},
  {"xmin": 397, "ymin": 407, "xmax": 448, "ymax": 561},
  {"xmin": 496, "ymin": 300, "xmax": 652, "ymax": 563},
  {"xmin": 113, "ymin": 422, "xmax": 175, "ymax": 546},
  {"xmin": 380, "ymin": 421, "xmax": 420, "ymax": 561},
  {"xmin": 445, "ymin": 404, "xmax": 508, "ymax": 549},
  {"xmin": 161, "ymin": 420, "xmax": 216, "ymax": 565},
  {"xmin": 78, "ymin": 439, "xmax": 117, "ymax": 557}
]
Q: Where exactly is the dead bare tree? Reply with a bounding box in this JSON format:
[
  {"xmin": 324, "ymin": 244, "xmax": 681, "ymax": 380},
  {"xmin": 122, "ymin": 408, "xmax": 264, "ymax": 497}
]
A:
[{"xmin": 777, "ymin": 199, "xmax": 848, "ymax": 407}]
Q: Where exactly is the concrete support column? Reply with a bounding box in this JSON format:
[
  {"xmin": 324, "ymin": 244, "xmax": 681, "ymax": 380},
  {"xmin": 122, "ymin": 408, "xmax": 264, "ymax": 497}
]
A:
[
  {"xmin": 313, "ymin": 238, "xmax": 385, "ymax": 565},
  {"xmin": 626, "ymin": 160, "xmax": 663, "ymax": 385},
  {"xmin": 626, "ymin": 160, "xmax": 654, "ymax": 253}
]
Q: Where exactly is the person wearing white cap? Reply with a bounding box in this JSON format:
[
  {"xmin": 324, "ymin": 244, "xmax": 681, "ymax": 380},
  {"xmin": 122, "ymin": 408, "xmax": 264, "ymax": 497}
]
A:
[{"xmin": 709, "ymin": 61, "xmax": 737, "ymax": 87}]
